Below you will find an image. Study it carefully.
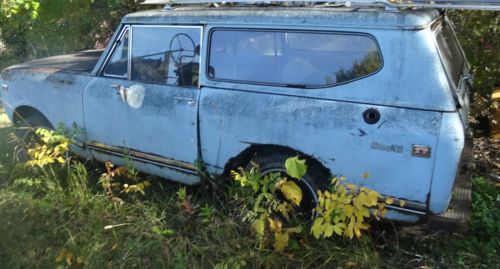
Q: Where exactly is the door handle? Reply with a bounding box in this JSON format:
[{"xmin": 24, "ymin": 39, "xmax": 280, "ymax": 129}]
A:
[
  {"xmin": 111, "ymin": 84, "xmax": 127, "ymax": 94},
  {"xmin": 173, "ymin": 97, "xmax": 196, "ymax": 106},
  {"xmin": 111, "ymin": 84, "xmax": 128, "ymax": 102}
]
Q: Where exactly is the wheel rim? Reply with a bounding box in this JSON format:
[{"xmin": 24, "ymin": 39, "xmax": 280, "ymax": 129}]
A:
[{"xmin": 262, "ymin": 168, "xmax": 318, "ymax": 217}]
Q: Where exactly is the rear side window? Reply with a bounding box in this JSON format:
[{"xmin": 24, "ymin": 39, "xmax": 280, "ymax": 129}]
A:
[
  {"xmin": 435, "ymin": 22, "xmax": 465, "ymax": 87},
  {"xmin": 208, "ymin": 29, "xmax": 382, "ymax": 88}
]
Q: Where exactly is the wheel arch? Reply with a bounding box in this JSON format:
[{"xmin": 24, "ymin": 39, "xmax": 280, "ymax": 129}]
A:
[
  {"xmin": 222, "ymin": 143, "xmax": 331, "ymax": 180},
  {"xmin": 13, "ymin": 105, "xmax": 52, "ymax": 128}
]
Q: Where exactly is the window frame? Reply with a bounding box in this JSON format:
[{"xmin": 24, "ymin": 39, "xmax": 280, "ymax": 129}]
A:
[
  {"xmin": 101, "ymin": 25, "xmax": 130, "ymax": 79},
  {"xmin": 432, "ymin": 19, "xmax": 467, "ymax": 90},
  {"xmin": 206, "ymin": 28, "xmax": 384, "ymax": 89},
  {"xmin": 100, "ymin": 24, "xmax": 203, "ymax": 87}
]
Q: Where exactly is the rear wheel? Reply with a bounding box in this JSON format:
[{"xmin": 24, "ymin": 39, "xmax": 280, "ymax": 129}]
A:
[
  {"xmin": 14, "ymin": 113, "xmax": 52, "ymax": 162},
  {"xmin": 250, "ymin": 150, "xmax": 330, "ymax": 218}
]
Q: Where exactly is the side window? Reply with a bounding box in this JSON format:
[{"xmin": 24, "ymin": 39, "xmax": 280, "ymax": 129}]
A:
[
  {"xmin": 103, "ymin": 29, "xmax": 129, "ymax": 78},
  {"xmin": 208, "ymin": 29, "xmax": 382, "ymax": 88},
  {"xmin": 435, "ymin": 22, "xmax": 465, "ymax": 88},
  {"xmin": 131, "ymin": 26, "xmax": 201, "ymax": 87}
]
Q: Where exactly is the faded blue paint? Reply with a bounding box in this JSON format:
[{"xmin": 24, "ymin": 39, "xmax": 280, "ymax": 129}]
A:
[
  {"xmin": 0, "ymin": 67, "xmax": 93, "ymax": 159},
  {"xmin": 123, "ymin": 8, "xmax": 440, "ymax": 30},
  {"xmin": 199, "ymin": 87, "xmax": 442, "ymax": 204},
  {"xmin": 83, "ymin": 76, "xmax": 200, "ymax": 184},
  {"xmin": 0, "ymin": 7, "xmax": 470, "ymax": 222},
  {"xmin": 429, "ymin": 112, "xmax": 464, "ymax": 213}
]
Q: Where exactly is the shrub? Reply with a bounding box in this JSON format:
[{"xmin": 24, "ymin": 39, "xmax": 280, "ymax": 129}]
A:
[{"xmin": 231, "ymin": 156, "xmax": 392, "ymax": 252}]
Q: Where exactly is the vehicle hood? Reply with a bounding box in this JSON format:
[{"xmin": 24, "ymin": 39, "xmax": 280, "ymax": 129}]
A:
[{"xmin": 3, "ymin": 50, "xmax": 104, "ymax": 74}]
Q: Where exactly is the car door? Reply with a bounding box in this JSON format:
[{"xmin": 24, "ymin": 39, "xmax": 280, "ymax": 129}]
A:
[{"xmin": 83, "ymin": 25, "xmax": 202, "ymax": 184}]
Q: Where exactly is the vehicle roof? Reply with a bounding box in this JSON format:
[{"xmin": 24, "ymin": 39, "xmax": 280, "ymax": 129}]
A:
[{"xmin": 122, "ymin": 6, "xmax": 441, "ymax": 30}]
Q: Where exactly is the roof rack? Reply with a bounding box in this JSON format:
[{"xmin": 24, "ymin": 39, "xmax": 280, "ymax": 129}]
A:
[{"xmin": 142, "ymin": 0, "xmax": 500, "ymax": 11}]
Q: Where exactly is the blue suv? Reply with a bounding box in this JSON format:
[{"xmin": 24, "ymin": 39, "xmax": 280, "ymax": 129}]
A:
[{"xmin": 1, "ymin": 1, "xmax": 485, "ymax": 228}]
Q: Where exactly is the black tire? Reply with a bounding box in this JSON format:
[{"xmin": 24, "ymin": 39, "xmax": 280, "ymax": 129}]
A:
[
  {"xmin": 14, "ymin": 113, "xmax": 52, "ymax": 162},
  {"xmin": 251, "ymin": 150, "xmax": 331, "ymax": 216}
]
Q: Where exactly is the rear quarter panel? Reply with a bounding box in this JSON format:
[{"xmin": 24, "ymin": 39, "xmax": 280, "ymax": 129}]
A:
[
  {"xmin": 199, "ymin": 87, "xmax": 442, "ymax": 204},
  {"xmin": 429, "ymin": 112, "xmax": 464, "ymax": 213}
]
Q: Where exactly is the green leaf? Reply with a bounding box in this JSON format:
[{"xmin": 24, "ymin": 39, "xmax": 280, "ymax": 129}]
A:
[
  {"xmin": 162, "ymin": 229, "xmax": 176, "ymax": 236},
  {"xmin": 285, "ymin": 156, "xmax": 307, "ymax": 179},
  {"xmin": 273, "ymin": 232, "xmax": 289, "ymax": 252},
  {"xmin": 333, "ymin": 224, "xmax": 345, "ymax": 236},
  {"xmin": 285, "ymin": 225, "xmax": 303, "ymax": 234},
  {"xmin": 311, "ymin": 217, "xmax": 324, "ymax": 239},
  {"xmin": 323, "ymin": 223, "xmax": 335, "ymax": 238},
  {"xmin": 152, "ymin": 226, "xmax": 161, "ymax": 235},
  {"xmin": 252, "ymin": 219, "xmax": 265, "ymax": 237}
]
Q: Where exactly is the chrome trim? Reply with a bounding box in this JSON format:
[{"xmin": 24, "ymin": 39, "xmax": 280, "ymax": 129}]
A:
[
  {"xmin": 173, "ymin": 96, "xmax": 196, "ymax": 106},
  {"xmin": 103, "ymin": 73, "xmax": 128, "ymax": 79},
  {"xmin": 130, "ymin": 25, "xmax": 204, "ymax": 29},
  {"xmin": 128, "ymin": 26, "xmax": 132, "ymax": 80},
  {"xmin": 86, "ymin": 141, "xmax": 198, "ymax": 175},
  {"xmin": 198, "ymin": 23, "xmax": 204, "ymax": 89},
  {"xmin": 71, "ymin": 140, "xmax": 85, "ymax": 148},
  {"xmin": 380, "ymin": 195, "xmax": 428, "ymax": 213},
  {"xmin": 393, "ymin": 3, "xmax": 500, "ymax": 11},
  {"xmin": 385, "ymin": 205, "xmax": 427, "ymax": 215}
]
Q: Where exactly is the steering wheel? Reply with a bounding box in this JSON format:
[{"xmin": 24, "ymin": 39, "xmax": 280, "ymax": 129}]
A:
[{"xmin": 169, "ymin": 33, "xmax": 196, "ymax": 64}]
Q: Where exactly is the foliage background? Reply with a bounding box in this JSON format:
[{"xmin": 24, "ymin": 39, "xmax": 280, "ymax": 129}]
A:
[
  {"xmin": 448, "ymin": 11, "xmax": 499, "ymax": 96},
  {"xmin": 0, "ymin": 1, "xmax": 498, "ymax": 96},
  {"xmin": 0, "ymin": 0, "xmax": 151, "ymax": 68}
]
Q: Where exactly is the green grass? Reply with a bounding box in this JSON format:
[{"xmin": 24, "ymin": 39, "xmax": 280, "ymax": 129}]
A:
[{"xmin": 0, "ymin": 107, "xmax": 498, "ymax": 268}]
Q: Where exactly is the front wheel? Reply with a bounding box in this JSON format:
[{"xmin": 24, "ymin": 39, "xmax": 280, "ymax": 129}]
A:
[{"xmin": 14, "ymin": 113, "xmax": 52, "ymax": 162}]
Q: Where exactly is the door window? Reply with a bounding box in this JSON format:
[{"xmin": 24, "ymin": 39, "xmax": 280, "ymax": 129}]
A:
[{"xmin": 131, "ymin": 26, "xmax": 201, "ymax": 87}]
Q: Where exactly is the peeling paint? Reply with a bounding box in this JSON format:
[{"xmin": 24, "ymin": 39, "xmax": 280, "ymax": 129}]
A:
[
  {"xmin": 377, "ymin": 120, "xmax": 387, "ymax": 129},
  {"xmin": 351, "ymin": 128, "xmax": 367, "ymax": 137},
  {"xmin": 126, "ymin": 84, "xmax": 146, "ymax": 109}
]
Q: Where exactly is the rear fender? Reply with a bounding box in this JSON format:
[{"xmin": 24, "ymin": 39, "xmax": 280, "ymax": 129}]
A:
[{"xmin": 429, "ymin": 112, "xmax": 465, "ymax": 214}]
